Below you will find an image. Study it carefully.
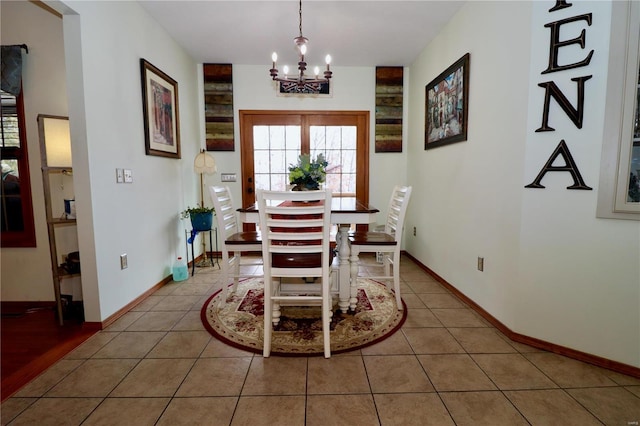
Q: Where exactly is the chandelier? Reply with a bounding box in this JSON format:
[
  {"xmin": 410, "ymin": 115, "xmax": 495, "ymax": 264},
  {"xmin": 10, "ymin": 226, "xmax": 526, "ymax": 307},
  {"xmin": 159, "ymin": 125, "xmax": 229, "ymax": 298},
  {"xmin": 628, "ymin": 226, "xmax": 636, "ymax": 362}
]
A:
[{"xmin": 269, "ymin": 0, "xmax": 332, "ymax": 94}]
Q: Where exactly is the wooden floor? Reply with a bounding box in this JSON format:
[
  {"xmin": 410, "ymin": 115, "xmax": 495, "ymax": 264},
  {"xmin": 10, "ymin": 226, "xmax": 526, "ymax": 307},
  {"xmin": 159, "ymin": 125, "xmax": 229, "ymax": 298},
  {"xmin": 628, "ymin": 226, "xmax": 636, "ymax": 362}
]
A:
[{"xmin": 1, "ymin": 306, "xmax": 98, "ymax": 402}]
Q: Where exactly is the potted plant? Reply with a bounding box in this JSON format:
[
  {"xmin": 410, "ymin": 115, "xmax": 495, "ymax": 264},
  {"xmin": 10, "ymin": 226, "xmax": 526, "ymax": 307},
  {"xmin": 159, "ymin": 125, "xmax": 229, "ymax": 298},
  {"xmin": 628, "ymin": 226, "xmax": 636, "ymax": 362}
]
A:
[
  {"xmin": 288, "ymin": 153, "xmax": 328, "ymax": 191},
  {"xmin": 181, "ymin": 206, "xmax": 215, "ymax": 231}
]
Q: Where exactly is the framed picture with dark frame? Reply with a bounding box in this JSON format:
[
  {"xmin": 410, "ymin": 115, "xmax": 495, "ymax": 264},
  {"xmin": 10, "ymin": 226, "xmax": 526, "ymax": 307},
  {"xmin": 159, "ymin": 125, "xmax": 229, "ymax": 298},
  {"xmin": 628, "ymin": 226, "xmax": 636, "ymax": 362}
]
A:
[
  {"xmin": 140, "ymin": 58, "xmax": 181, "ymax": 158},
  {"xmin": 277, "ymin": 81, "xmax": 331, "ymax": 97},
  {"xmin": 425, "ymin": 53, "xmax": 469, "ymax": 150}
]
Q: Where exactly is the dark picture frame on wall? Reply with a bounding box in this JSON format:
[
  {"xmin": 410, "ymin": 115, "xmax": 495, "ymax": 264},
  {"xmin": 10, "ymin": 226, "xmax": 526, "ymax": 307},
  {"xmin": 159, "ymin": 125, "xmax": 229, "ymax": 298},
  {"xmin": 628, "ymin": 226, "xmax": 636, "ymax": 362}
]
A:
[
  {"xmin": 277, "ymin": 81, "xmax": 331, "ymax": 96},
  {"xmin": 425, "ymin": 53, "xmax": 469, "ymax": 150},
  {"xmin": 140, "ymin": 58, "xmax": 181, "ymax": 158}
]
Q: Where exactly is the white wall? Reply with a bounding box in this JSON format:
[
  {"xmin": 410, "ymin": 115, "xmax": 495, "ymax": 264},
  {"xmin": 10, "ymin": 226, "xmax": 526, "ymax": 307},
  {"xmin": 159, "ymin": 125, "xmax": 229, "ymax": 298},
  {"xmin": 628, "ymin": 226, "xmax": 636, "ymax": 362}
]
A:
[
  {"xmin": 406, "ymin": 1, "xmax": 639, "ymax": 367},
  {"xmin": 60, "ymin": 1, "xmax": 203, "ymax": 321},
  {"xmin": 0, "ymin": 1, "xmax": 69, "ymax": 302},
  {"xmin": 518, "ymin": 0, "xmax": 638, "ymax": 366}
]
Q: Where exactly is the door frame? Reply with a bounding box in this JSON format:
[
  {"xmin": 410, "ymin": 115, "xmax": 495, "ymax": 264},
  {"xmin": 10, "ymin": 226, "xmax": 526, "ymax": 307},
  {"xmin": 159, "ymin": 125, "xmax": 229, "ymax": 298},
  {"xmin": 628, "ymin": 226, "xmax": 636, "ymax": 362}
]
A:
[{"xmin": 239, "ymin": 110, "xmax": 370, "ymax": 210}]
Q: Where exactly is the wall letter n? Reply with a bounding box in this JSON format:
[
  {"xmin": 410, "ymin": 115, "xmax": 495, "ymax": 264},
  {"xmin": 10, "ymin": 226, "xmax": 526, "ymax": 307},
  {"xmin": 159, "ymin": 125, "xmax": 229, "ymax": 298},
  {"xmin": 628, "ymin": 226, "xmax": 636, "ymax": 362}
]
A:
[{"xmin": 535, "ymin": 75, "xmax": 592, "ymax": 132}]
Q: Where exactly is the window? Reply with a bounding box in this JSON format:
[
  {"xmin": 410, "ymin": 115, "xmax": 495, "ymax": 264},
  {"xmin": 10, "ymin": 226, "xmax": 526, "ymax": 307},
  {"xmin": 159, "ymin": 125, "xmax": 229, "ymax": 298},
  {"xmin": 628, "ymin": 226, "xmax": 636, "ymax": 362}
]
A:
[
  {"xmin": 627, "ymin": 69, "xmax": 640, "ymax": 203},
  {"xmin": 240, "ymin": 111, "xmax": 370, "ymax": 210},
  {"xmin": 251, "ymin": 123, "xmax": 358, "ymax": 196},
  {"xmin": 597, "ymin": 0, "xmax": 640, "ymax": 220},
  {"xmin": 1, "ymin": 88, "xmax": 36, "ymax": 246}
]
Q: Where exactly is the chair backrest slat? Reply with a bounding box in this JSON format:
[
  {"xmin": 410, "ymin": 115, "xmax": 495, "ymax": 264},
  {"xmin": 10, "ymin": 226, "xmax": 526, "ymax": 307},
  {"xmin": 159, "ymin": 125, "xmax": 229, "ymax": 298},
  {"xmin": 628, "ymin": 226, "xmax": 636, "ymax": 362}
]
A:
[
  {"xmin": 210, "ymin": 186, "xmax": 240, "ymax": 240},
  {"xmin": 384, "ymin": 186, "xmax": 412, "ymax": 244},
  {"xmin": 257, "ymin": 189, "xmax": 332, "ymax": 275}
]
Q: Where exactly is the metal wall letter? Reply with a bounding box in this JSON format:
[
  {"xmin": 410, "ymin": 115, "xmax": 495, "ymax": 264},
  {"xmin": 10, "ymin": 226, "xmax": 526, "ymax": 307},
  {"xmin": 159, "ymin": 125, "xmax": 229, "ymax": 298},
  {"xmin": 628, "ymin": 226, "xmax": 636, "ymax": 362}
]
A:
[
  {"xmin": 525, "ymin": 140, "xmax": 593, "ymax": 190},
  {"xmin": 535, "ymin": 76, "xmax": 592, "ymax": 132}
]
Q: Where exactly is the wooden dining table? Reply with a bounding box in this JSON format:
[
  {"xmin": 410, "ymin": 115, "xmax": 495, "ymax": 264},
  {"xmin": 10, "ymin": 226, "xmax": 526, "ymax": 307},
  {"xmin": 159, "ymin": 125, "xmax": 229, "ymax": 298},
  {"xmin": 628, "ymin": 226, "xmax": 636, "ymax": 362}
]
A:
[{"xmin": 238, "ymin": 197, "xmax": 379, "ymax": 313}]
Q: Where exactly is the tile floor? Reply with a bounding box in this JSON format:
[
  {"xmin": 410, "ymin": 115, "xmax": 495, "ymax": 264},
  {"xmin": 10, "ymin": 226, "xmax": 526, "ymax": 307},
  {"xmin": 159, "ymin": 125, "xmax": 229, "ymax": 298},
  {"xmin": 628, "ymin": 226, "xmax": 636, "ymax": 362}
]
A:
[{"xmin": 2, "ymin": 255, "xmax": 640, "ymax": 425}]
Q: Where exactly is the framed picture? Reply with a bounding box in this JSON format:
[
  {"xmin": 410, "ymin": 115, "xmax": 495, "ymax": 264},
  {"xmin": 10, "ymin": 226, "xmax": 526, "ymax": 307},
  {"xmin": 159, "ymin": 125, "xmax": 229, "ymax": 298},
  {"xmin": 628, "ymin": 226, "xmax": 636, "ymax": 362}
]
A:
[
  {"xmin": 140, "ymin": 58, "xmax": 181, "ymax": 158},
  {"xmin": 277, "ymin": 81, "xmax": 332, "ymax": 97},
  {"xmin": 425, "ymin": 53, "xmax": 469, "ymax": 150}
]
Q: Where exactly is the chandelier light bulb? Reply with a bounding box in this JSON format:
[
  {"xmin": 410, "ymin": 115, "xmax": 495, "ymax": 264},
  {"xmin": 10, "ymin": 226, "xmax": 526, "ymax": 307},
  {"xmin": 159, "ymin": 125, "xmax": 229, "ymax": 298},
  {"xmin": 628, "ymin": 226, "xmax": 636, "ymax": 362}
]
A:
[
  {"xmin": 283, "ymin": 65, "xmax": 289, "ymax": 76},
  {"xmin": 325, "ymin": 55, "xmax": 332, "ymax": 65},
  {"xmin": 300, "ymin": 44, "xmax": 307, "ymax": 56},
  {"xmin": 272, "ymin": 52, "xmax": 278, "ymax": 63},
  {"xmin": 314, "ymin": 66, "xmax": 320, "ymax": 77}
]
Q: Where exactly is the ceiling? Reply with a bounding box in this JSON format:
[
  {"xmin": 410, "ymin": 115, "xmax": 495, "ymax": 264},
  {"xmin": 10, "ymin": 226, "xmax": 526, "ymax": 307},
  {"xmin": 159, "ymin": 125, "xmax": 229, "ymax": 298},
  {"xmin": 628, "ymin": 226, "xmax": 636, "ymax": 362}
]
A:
[{"xmin": 138, "ymin": 1, "xmax": 466, "ymax": 68}]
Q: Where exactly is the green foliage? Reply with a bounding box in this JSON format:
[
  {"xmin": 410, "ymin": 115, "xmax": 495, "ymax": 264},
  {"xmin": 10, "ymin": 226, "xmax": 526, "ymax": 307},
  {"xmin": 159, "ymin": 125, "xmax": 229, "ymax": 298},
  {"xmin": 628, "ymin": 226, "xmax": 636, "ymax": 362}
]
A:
[
  {"xmin": 288, "ymin": 153, "xmax": 328, "ymax": 189},
  {"xmin": 180, "ymin": 206, "xmax": 214, "ymax": 220}
]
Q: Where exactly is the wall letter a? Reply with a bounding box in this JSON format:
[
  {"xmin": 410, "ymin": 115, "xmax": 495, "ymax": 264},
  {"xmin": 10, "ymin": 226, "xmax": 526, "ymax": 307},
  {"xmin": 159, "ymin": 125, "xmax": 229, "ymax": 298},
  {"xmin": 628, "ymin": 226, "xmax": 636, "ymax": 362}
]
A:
[{"xmin": 525, "ymin": 140, "xmax": 592, "ymax": 190}]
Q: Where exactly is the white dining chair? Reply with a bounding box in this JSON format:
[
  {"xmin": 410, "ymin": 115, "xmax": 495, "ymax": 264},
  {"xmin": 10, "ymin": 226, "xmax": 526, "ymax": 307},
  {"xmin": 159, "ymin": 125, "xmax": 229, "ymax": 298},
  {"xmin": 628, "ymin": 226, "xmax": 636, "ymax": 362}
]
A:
[
  {"xmin": 257, "ymin": 188, "xmax": 333, "ymax": 358},
  {"xmin": 209, "ymin": 186, "xmax": 262, "ymax": 308},
  {"xmin": 349, "ymin": 185, "xmax": 412, "ymax": 310}
]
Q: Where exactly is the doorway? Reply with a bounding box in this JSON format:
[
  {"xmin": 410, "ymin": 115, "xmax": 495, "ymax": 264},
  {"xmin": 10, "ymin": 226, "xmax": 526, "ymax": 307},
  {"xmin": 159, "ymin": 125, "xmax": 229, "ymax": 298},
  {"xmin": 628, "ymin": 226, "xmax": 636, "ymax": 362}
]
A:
[{"xmin": 239, "ymin": 110, "xmax": 370, "ymax": 210}]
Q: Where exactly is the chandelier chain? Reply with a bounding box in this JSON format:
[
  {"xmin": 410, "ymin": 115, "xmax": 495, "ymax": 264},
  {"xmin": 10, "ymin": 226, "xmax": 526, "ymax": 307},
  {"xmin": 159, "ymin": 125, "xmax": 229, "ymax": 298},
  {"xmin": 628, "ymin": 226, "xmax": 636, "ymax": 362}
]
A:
[{"xmin": 299, "ymin": 0, "xmax": 303, "ymax": 38}]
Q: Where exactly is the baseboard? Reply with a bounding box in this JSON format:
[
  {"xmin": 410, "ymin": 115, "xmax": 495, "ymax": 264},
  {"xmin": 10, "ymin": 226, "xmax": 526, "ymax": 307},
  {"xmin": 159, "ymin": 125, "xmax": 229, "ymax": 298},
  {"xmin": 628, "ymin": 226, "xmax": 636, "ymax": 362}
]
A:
[
  {"xmin": 100, "ymin": 275, "xmax": 173, "ymax": 329},
  {"xmin": 402, "ymin": 251, "xmax": 640, "ymax": 379},
  {"xmin": 1, "ymin": 301, "xmax": 55, "ymax": 315}
]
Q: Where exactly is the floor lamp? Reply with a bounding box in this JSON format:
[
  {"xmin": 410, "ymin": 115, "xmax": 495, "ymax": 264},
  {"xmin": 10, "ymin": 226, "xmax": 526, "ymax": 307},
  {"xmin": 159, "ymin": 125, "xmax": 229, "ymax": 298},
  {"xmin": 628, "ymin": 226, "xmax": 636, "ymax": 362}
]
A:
[{"xmin": 194, "ymin": 149, "xmax": 216, "ymax": 267}]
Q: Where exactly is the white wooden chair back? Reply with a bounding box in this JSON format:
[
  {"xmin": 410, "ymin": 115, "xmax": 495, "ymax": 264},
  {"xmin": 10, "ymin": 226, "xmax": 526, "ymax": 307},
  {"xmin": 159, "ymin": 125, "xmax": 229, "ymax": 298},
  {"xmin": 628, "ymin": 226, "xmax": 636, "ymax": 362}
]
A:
[
  {"xmin": 257, "ymin": 188, "xmax": 333, "ymax": 358},
  {"xmin": 209, "ymin": 185, "xmax": 262, "ymax": 308},
  {"xmin": 210, "ymin": 185, "xmax": 240, "ymax": 241},
  {"xmin": 384, "ymin": 185, "xmax": 412, "ymax": 245}
]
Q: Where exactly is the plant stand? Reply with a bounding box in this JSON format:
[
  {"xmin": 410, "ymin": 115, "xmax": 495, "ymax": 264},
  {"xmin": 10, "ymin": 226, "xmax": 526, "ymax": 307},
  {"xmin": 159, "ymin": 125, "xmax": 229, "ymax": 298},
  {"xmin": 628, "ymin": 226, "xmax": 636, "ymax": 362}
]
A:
[{"xmin": 185, "ymin": 228, "xmax": 219, "ymax": 276}]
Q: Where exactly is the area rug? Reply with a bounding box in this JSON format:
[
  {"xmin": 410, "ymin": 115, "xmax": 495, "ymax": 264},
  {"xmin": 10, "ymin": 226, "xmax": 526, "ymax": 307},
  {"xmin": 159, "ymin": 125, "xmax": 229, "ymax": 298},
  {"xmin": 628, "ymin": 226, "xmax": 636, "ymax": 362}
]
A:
[{"xmin": 201, "ymin": 278, "xmax": 406, "ymax": 356}]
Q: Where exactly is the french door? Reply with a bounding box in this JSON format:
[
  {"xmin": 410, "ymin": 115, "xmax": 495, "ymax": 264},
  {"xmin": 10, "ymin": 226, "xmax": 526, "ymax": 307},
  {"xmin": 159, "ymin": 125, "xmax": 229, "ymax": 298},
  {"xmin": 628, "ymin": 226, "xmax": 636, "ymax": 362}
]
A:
[{"xmin": 239, "ymin": 110, "xmax": 370, "ymax": 210}]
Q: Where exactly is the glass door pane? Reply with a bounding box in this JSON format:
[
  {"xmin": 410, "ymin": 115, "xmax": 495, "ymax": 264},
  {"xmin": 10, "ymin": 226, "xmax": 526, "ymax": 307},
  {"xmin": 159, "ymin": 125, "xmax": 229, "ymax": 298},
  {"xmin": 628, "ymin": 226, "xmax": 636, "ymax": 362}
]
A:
[
  {"xmin": 311, "ymin": 125, "xmax": 357, "ymax": 196},
  {"xmin": 254, "ymin": 125, "xmax": 301, "ymax": 191}
]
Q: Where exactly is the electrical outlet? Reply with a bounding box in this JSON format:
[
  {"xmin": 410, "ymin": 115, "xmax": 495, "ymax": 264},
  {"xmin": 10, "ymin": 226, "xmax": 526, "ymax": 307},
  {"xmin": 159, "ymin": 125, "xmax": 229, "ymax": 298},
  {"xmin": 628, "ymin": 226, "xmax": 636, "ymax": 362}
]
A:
[
  {"xmin": 120, "ymin": 253, "xmax": 128, "ymax": 269},
  {"xmin": 413, "ymin": 226, "xmax": 416, "ymax": 236},
  {"xmin": 116, "ymin": 168, "xmax": 124, "ymax": 183},
  {"xmin": 123, "ymin": 169, "xmax": 133, "ymax": 183},
  {"xmin": 477, "ymin": 257, "xmax": 484, "ymax": 271}
]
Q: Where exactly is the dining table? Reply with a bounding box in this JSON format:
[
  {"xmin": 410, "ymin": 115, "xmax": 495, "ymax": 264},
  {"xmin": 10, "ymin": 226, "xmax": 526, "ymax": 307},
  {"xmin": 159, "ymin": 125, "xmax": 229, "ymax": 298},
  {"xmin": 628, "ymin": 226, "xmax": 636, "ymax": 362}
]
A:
[{"xmin": 237, "ymin": 196, "xmax": 379, "ymax": 313}]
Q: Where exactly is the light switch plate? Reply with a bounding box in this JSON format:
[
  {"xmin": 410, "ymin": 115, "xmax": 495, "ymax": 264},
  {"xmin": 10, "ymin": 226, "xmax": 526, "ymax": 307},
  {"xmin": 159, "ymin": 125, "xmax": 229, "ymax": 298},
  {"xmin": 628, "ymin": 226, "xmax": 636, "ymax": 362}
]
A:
[
  {"xmin": 221, "ymin": 173, "xmax": 236, "ymax": 182},
  {"xmin": 124, "ymin": 169, "xmax": 133, "ymax": 183},
  {"xmin": 116, "ymin": 168, "xmax": 124, "ymax": 183}
]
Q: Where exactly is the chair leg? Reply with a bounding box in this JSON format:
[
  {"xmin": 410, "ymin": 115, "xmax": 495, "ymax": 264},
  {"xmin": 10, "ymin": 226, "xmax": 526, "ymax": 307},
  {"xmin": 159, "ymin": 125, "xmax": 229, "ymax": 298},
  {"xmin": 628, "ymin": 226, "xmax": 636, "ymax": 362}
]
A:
[
  {"xmin": 392, "ymin": 253, "xmax": 402, "ymax": 310},
  {"xmin": 323, "ymin": 286, "xmax": 331, "ymax": 358},
  {"xmin": 384, "ymin": 253, "xmax": 391, "ymax": 279},
  {"xmin": 263, "ymin": 279, "xmax": 272, "ymax": 357},
  {"xmin": 232, "ymin": 251, "xmax": 241, "ymax": 295},
  {"xmin": 219, "ymin": 253, "xmax": 231, "ymax": 309}
]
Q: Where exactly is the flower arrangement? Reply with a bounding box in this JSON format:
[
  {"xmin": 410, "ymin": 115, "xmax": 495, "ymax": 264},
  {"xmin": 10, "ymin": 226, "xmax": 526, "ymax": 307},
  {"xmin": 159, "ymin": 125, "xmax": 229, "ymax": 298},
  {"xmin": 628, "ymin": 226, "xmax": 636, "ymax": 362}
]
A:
[{"xmin": 288, "ymin": 153, "xmax": 328, "ymax": 190}]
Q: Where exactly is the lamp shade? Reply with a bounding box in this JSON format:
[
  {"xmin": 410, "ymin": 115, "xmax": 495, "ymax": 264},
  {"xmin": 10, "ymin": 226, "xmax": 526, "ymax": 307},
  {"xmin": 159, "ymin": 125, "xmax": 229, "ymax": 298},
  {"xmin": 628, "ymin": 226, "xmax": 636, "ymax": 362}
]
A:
[
  {"xmin": 194, "ymin": 150, "xmax": 216, "ymax": 175},
  {"xmin": 43, "ymin": 117, "xmax": 72, "ymax": 167}
]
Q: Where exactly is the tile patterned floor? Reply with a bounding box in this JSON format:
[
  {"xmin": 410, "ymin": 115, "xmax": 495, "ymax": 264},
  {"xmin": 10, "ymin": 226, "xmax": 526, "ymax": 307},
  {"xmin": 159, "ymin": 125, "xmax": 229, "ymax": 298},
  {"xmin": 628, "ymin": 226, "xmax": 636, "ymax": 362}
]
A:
[{"xmin": 2, "ymin": 256, "xmax": 640, "ymax": 425}]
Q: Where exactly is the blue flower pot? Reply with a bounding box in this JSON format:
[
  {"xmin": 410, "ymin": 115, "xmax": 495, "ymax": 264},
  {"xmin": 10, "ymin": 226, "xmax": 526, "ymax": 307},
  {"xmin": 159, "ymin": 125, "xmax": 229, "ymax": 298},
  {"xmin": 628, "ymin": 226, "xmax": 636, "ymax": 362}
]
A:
[{"xmin": 190, "ymin": 212, "xmax": 213, "ymax": 231}]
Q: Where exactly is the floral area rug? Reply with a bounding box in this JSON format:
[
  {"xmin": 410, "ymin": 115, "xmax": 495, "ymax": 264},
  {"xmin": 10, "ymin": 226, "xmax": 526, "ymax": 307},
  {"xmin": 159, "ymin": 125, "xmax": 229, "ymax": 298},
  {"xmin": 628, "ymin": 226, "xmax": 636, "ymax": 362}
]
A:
[{"xmin": 201, "ymin": 278, "xmax": 406, "ymax": 356}]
